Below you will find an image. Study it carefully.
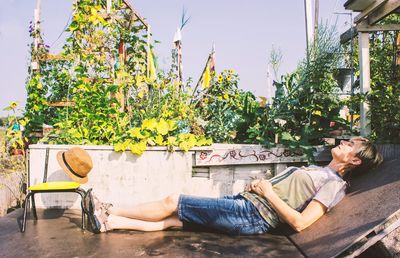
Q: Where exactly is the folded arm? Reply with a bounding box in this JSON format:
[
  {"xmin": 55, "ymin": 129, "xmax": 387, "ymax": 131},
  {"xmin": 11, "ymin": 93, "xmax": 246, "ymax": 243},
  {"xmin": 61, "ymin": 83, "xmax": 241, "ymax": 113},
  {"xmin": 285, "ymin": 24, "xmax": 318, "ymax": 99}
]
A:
[{"xmin": 249, "ymin": 179, "xmax": 327, "ymax": 232}]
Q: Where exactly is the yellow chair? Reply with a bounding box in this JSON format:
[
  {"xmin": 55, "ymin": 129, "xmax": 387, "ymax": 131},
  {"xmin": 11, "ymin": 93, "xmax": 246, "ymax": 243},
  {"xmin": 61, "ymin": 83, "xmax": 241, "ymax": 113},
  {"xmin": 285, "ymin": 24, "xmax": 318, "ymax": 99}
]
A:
[{"xmin": 21, "ymin": 148, "xmax": 87, "ymax": 232}]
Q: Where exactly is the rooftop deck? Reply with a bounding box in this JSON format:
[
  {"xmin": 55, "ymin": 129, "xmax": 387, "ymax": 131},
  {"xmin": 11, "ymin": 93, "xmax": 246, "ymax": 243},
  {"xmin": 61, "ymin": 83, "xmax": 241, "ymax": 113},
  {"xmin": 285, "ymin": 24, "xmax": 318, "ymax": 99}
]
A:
[{"xmin": 0, "ymin": 209, "xmax": 302, "ymax": 258}]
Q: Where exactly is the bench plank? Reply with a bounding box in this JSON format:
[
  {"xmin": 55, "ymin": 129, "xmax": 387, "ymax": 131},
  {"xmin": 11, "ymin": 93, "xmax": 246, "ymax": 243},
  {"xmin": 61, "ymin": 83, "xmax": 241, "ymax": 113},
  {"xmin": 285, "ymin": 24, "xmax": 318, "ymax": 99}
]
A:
[{"xmin": 288, "ymin": 158, "xmax": 400, "ymax": 258}]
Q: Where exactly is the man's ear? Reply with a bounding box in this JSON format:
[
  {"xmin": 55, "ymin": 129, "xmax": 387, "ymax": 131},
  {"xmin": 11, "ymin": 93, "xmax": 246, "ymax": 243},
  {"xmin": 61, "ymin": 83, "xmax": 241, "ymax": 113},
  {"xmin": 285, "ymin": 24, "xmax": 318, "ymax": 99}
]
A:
[{"xmin": 351, "ymin": 157, "xmax": 362, "ymax": 166}]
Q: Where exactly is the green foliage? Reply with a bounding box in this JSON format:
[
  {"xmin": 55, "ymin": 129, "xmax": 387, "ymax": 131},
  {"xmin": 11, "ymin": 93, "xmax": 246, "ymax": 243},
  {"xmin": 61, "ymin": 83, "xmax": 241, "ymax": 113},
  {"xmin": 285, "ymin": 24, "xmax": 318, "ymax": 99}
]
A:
[
  {"xmin": 26, "ymin": 1, "xmax": 388, "ymax": 159},
  {"xmin": 345, "ymin": 14, "xmax": 400, "ymax": 142},
  {"xmin": 197, "ymin": 70, "xmax": 258, "ymax": 143},
  {"xmin": 3, "ymin": 102, "xmax": 27, "ymax": 154},
  {"xmin": 25, "ymin": 0, "xmax": 212, "ymax": 153},
  {"xmin": 0, "ymin": 117, "xmax": 6, "ymax": 127},
  {"xmin": 246, "ymin": 24, "xmax": 348, "ymax": 159},
  {"xmin": 368, "ymin": 14, "xmax": 400, "ymax": 142}
]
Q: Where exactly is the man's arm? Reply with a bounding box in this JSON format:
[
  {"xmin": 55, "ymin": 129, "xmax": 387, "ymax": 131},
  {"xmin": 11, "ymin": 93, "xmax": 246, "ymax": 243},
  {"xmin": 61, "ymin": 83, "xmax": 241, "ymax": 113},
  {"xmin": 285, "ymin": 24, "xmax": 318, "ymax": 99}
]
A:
[{"xmin": 250, "ymin": 179, "xmax": 327, "ymax": 232}]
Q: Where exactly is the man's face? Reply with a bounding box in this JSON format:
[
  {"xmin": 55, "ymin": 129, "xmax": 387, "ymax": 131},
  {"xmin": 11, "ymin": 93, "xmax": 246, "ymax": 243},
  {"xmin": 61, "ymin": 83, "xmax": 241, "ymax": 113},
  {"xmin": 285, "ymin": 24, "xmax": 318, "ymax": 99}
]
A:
[{"xmin": 331, "ymin": 139, "xmax": 362, "ymax": 166}]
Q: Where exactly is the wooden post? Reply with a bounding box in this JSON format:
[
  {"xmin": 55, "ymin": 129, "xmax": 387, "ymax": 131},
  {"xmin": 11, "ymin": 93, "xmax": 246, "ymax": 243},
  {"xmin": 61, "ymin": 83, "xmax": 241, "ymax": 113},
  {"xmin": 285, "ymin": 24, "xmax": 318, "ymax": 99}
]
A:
[
  {"xmin": 396, "ymin": 32, "xmax": 400, "ymax": 66},
  {"xmin": 107, "ymin": 0, "xmax": 112, "ymax": 15},
  {"xmin": 358, "ymin": 32, "xmax": 371, "ymax": 136},
  {"xmin": 32, "ymin": 0, "xmax": 42, "ymax": 71},
  {"xmin": 34, "ymin": 0, "xmax": 41, "ymax": 52},
  {"xmin": 314, "ymin": 0, "xmax": 319, "ymax": 43},
  {"xmin": 304, "ymin": 0, "xmax": 313, "ymax": 61}
]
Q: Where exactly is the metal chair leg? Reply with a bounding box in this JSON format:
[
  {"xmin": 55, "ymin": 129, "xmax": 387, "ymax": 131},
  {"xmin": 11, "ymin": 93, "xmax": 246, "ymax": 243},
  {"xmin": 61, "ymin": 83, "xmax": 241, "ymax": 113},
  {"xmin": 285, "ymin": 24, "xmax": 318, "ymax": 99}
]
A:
[
  {"xmin": 76, "ymin": 189, "xmax": 86, "ymax": 230},
  {"xmin": 22, "ymin": 193, "xmax": 33, "ymax": 232},
  {"xmin": 31, "ymin": 192, "xmax": 38, "ymax": 220}
]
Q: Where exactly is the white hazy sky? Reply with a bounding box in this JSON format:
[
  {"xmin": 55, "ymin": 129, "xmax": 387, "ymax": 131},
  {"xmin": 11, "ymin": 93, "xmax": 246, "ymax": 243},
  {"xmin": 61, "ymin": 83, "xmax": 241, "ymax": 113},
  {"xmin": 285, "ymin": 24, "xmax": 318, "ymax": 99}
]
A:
[{"xmin": 0, "ymin": 0, "xmax": 351, "ymax": 116}]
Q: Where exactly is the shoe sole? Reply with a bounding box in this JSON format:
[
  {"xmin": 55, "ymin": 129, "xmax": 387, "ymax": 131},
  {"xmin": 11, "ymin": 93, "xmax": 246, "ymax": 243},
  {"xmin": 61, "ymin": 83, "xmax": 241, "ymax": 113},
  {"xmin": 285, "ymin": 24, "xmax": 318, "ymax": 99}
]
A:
[{"xmin": 85, "ymin": 190, "xmax": 102, "ymax": 234}]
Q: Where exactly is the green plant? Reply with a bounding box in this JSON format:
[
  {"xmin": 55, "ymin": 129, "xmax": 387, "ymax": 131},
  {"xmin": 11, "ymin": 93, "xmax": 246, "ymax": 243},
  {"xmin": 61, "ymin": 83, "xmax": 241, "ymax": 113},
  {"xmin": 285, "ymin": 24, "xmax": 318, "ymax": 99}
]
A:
[
  {"xmin": 343, "ymin": 13, "xmax": 400, "ymax": 142},
  {"xmin": 247, "ymin": 23, "xmax": 349, "ymax": 159},
  {"xmin": 27, "ymin": 0, "xmax": 212, "ymax": 154},
  {"xmin": 196, "ymin": 70, "xmax": 258, "ymax": 143},
  {"xmin": 3, "ymin": 102, "xmax": 27, "ymax": 155},
  {"xmin": 368, "ymin": 14, "xmax": 400, "ymax": 142}
]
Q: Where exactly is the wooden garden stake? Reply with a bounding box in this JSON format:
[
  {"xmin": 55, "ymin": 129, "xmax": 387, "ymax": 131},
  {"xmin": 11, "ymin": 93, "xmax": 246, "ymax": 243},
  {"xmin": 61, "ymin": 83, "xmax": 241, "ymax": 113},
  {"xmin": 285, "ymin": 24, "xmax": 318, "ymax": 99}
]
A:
[
  {"xmin": 107, "ymin": 0, "xmax": 112, "ymax": 15},
  {"xmin": 396, "ymin": 32, "xmax": 400, "ymax": 66}
]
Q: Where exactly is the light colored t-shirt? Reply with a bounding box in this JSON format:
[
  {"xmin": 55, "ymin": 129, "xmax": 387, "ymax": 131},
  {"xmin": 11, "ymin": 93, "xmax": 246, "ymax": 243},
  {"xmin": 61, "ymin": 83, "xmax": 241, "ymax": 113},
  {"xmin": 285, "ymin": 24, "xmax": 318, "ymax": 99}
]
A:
[
  {"xmin": 240, "ymin": 165, "xmax": 347, "ymax": 228},
  {"xmin": 302, "ymin": 165, "xmax": 347, "ymax": 211}
]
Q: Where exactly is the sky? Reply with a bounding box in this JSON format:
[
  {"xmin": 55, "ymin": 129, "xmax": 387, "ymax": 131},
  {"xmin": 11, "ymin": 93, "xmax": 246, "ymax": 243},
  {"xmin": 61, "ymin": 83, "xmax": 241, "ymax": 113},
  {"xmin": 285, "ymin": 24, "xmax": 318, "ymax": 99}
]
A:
[{"xmin": 0, "ymin": 0, "xmax": 352, "ymax": 117}]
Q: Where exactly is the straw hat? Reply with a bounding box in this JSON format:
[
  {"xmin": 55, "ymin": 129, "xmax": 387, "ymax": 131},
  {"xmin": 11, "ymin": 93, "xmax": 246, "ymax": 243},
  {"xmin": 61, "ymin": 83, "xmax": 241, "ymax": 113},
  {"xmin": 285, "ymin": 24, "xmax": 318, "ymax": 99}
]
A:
[{"xmin": 56, "ymin": 147, "xmax": 93, "ymax": 183}]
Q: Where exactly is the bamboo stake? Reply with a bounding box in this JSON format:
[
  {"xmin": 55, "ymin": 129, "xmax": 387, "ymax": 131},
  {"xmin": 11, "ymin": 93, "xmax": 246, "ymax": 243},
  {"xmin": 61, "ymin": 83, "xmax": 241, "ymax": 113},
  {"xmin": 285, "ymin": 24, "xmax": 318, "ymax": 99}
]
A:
[
  {"xmin": 122, "ymin": 0, "xmax": 148, "ymax": 29},
  {"xmin": 32, "ymin": 0, "xmax": 42, "ymax": 71},
  {"xmin": 193, "ymin": 54, "xmax": 212, "ymax": 97},
  {"xmin": 314, "ymin": 0, "xmax": 319, "ymax": 44},
  {"xmin": 34, "ymin": 0, "xmax": 41, "ymax": 52},
  {"xmin": 107, "ymin": 0, "xmax": 112, "ymax": 15},
  {"xmin": 304, "ymin": 0, "xmax": 313, "ymax": 62}
]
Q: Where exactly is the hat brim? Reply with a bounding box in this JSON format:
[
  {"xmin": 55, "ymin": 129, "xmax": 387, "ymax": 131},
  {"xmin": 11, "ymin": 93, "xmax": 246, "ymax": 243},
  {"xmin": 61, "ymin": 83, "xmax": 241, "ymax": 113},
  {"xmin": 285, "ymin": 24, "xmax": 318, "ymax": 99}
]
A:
[{"xmin": 56, "ymin": 151, "xmax": 88, "ymax": 184}]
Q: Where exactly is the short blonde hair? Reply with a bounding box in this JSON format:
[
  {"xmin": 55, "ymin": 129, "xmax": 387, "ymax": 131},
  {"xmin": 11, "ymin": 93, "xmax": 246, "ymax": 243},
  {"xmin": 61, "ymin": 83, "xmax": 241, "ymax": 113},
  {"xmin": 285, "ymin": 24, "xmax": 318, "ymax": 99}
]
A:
[{"xmin": 347, "ymin": 137, "xmax": 383, "ymax": 178}]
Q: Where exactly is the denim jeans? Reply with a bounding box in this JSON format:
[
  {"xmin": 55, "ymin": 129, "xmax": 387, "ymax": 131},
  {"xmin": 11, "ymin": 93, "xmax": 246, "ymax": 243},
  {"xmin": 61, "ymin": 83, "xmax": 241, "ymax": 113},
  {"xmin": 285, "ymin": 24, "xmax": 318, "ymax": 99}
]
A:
[{"xmin": 178, "ymin": 194, "xmax": 271, "ymax": 235}]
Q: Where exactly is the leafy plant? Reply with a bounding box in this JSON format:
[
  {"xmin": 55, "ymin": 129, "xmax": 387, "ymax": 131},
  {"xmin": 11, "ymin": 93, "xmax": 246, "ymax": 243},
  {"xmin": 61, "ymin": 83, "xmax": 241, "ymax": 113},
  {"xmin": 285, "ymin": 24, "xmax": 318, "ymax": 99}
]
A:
[
  {"xmin": 3, "ymin": 102, "xmax": 27, "ymax": 155},
  {"xmin": 196, "ymin": 70, "xmax": 258, "ymax": 143},
  {"xmin": 247, "ymin": 23, "xmax": 349, "ymax": 159},
  {"xmin": 25, "ymin": 0, "xmax": 212, "ymax": 154},
  {"xmin": 343, "ymin": 13, "xmax": 400, "ymax": 142}
]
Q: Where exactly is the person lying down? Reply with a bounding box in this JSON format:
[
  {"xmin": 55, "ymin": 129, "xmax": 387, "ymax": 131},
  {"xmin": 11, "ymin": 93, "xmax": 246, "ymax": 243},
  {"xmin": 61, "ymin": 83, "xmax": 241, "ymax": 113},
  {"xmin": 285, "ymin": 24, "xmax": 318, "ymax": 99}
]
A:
[{"xmin": 83, "ymin": 137, "xmax": 383, "ymax": 235}]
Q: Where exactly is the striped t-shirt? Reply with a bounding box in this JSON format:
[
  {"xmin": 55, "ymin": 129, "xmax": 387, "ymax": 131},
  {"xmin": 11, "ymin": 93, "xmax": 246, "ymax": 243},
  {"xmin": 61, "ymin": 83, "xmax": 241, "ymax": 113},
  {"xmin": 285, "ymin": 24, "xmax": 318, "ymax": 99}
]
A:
[{"xmin": 240, "ymin": 166, "xmax": 347, "ymax": 228}]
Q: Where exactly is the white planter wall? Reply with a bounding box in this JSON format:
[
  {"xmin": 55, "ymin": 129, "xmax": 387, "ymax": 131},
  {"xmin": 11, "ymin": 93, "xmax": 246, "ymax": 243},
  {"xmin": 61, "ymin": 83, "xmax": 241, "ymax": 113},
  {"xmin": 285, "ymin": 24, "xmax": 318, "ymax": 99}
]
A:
[{"xmin": 28, "ymin": 144, "xmax": 329, "ymax": 209}]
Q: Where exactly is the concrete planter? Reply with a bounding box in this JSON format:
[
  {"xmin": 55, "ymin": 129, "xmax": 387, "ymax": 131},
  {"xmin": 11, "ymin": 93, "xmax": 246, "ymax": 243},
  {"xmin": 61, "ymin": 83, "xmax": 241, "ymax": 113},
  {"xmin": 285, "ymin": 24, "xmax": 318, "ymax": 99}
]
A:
[{"xmin": 28, "ymin": 144, "xmax": 330, "ymax": 209}]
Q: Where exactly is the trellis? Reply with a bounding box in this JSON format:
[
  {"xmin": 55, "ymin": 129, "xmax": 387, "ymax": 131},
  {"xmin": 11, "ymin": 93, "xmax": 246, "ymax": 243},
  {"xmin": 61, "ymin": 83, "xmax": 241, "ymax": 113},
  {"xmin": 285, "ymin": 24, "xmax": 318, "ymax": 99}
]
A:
[{"xmin": 27, "ymin": 0, "xmax": 154, "ymax": 137}]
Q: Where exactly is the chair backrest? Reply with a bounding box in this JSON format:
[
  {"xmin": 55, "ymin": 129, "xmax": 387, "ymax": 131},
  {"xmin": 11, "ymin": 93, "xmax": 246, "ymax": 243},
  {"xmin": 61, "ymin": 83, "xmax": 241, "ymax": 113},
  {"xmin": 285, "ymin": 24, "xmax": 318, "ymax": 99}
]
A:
[
  {"xmin": 42, "ymin": 148, "xmax": 50, "ymax": 183},
  {"xmin": 286, "ymin": 157, "xmax": 400, "ymax": 258}
]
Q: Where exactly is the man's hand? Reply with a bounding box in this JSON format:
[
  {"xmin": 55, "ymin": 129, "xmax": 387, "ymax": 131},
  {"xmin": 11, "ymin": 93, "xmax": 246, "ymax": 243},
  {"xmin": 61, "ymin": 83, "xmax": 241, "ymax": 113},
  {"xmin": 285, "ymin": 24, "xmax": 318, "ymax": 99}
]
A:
[
  {"xmin": 244, "ymin": 179, "xmax": 261, "ymax": 191},
  {"xmin": 249, "ymin": 179, "xmax": 273, "ymax": 198}
]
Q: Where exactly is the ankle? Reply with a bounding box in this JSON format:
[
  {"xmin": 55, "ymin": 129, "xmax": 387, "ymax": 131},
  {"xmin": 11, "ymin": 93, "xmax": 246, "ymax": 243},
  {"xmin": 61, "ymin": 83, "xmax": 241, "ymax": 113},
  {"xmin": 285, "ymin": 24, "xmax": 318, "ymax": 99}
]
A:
[{"xmin": 107, "ymin": 206, "xmax": 114, "ymax": 215}]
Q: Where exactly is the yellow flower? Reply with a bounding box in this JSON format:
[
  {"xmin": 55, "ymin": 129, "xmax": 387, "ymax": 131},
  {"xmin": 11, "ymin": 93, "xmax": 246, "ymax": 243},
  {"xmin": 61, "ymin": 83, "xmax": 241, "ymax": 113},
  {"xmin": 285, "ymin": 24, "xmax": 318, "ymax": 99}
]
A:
[
  {"xmin": 9, "ymin": 102, "xmax": 18, "ymax": 109},
  {"xmin": 259, "ymin": 97, "xmax": 267, "ymax": 108},
  {"xmin": 226, "ymin": 75, "xmax": 231, "ymax": 81},
  {"xmin": 217, "ymin": 75, "xmax": 223, "ymax": 83},
  {"xmin": 312, "ymin": 110, "xmax": 322, "ymax": 116},
  {"xmin": 229, "ymin": 69, "xmax": 234, "ymax": 74},
  {"xmin": 223, "ymin": 93, "xmax": 229, "ymax": 100}
]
